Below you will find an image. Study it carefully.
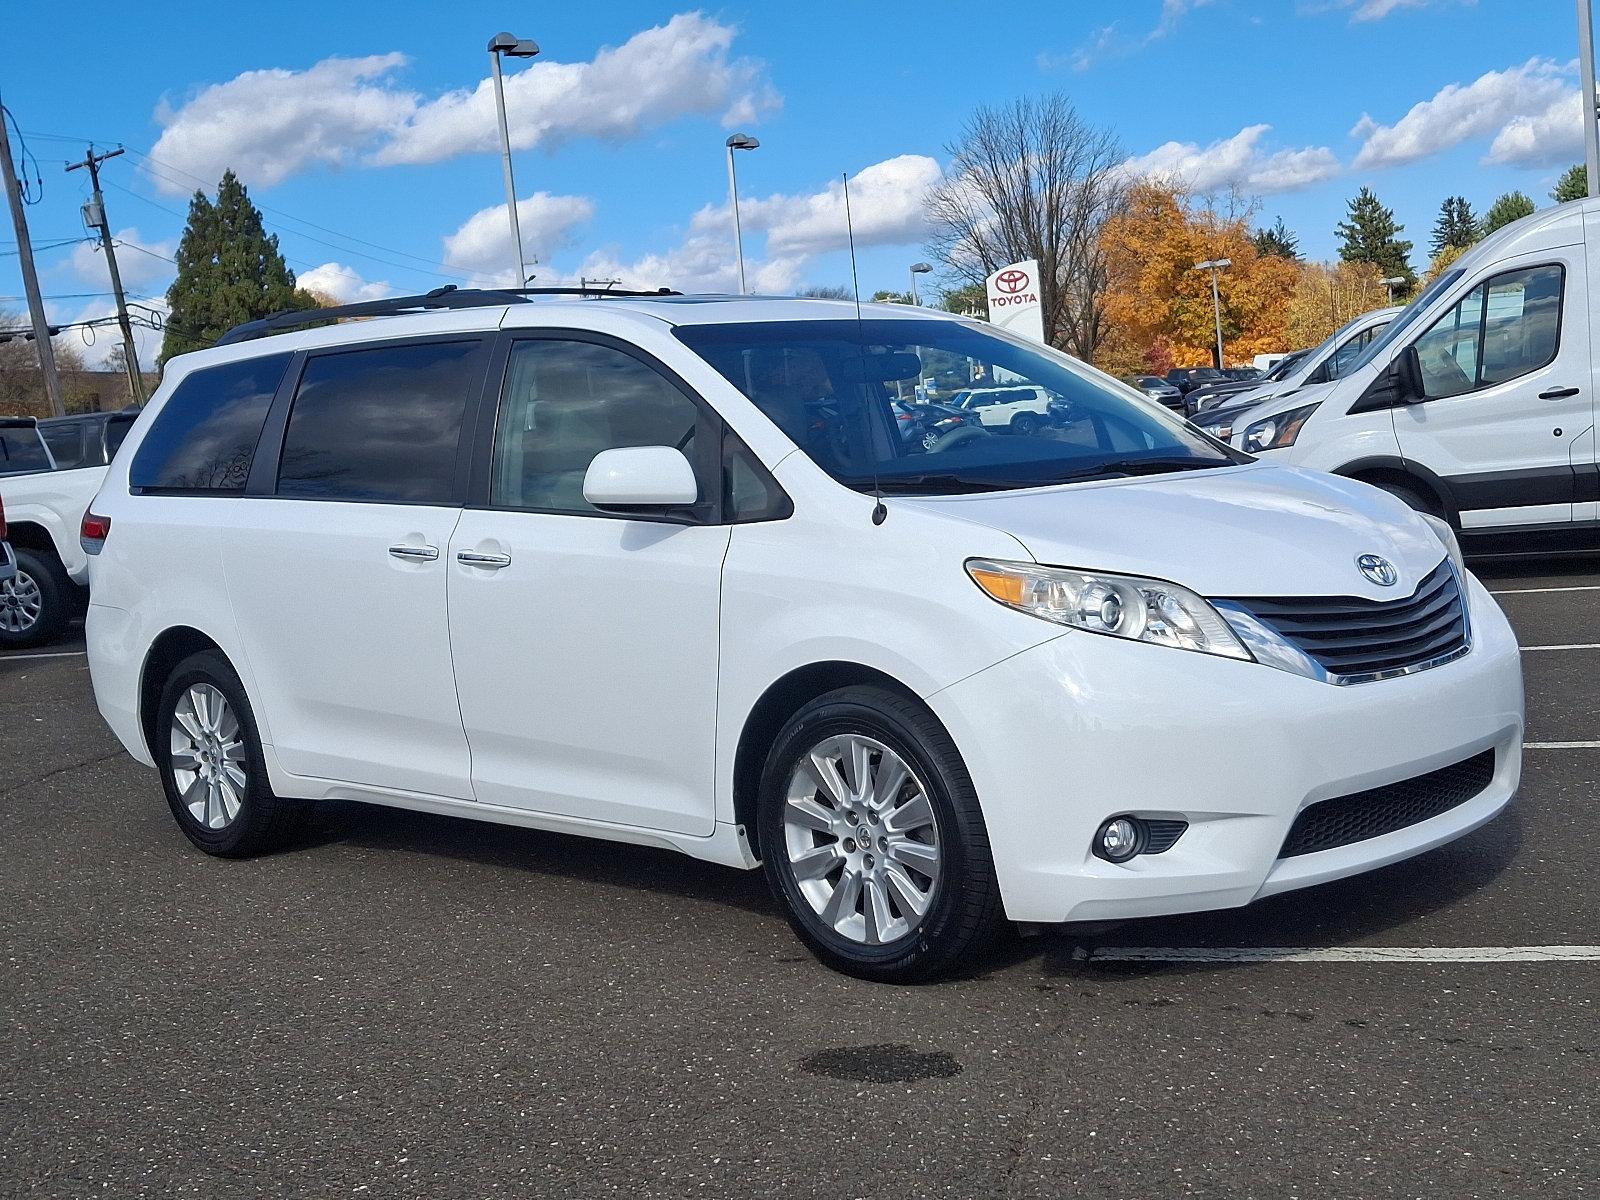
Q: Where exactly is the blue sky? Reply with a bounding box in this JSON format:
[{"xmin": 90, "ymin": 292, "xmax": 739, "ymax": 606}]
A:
[{"xmin": 1, "ymin": 1, "xmax": 1590, "ymax": 366}]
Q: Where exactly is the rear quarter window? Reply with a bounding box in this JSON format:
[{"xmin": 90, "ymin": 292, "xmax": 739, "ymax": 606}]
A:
[{"xmin": 130, "ymin": 353, "xmax": 292, "ymax": 492}]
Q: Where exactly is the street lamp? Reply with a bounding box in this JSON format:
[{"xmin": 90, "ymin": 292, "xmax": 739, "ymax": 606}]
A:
[
  {"xmin": 725, "ymin": 133, "xmax": 760, "ymax": 294},
  {"xmin": 488, "ymin": 32, "xmax": 540, "ymax": 286},
  {"xmin": 1380, "ymin": 275, "xmax": 1408, "ymax": 304},
  {"xmin": 908, "ymin": 262, "xmax": 932, "ymax": 306},
  {"xmin": 1193, "ymin": 258, "xmax": 1232, "ymax": 368}
]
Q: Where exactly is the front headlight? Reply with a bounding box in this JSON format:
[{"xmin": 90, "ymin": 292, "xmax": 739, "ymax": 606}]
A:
[
  {"xmin": 966, "ymin": 559, "xmax": 1252, "ymax": 661},
  {"xmin": 1419, "ymin": 512, "xmax": 1465, "ymax": 578},
  {"xmin": 1241, "ymin": 402, "xmax": 1320, "ymax": 452}
]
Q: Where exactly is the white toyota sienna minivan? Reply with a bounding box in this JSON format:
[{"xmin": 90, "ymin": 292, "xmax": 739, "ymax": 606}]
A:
[{"xmin": 83, "ymin": 290, "xmax": 1524, "ymax": 981}]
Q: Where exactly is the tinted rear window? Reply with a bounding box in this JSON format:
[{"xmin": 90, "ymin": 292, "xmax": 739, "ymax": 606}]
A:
[
  {"xmin": 40, "ymin": 423, "xmax": 87, "ymax": 469},
  {"xmin": 0, "ymin": 426, "xmax": 52, "ymax": 475},
  {"xmin": 275, "ymin": 340, "xmax": 483, "ymax": 504},
  {"xmin": 131, "ymin": 354, "xmax": 291, "ymax": 492}
]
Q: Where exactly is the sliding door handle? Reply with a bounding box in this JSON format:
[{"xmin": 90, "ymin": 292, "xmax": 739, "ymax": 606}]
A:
[
  {"xmin": 1539, "ymin": 386, "xmax": 1580, "ymax": 399},
  {"xmin": 456, "ymin": 549, "xmax": 512, "ymax": 569},
  {"xmin": 388, "ymin": 544, "xmax": 439, "ymax": 561}
]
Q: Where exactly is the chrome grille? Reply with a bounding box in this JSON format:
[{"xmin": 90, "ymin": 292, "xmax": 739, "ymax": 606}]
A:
[{"xmin": 1222, "ymin": 559, "xmax": 1467, "ymax": 682}]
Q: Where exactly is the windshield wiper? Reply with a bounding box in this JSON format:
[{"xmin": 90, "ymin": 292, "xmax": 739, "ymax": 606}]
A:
[
  {"xmin": 841, "ymin": 472, "xmax": 1015, "ymax": 494},
  {"xmin": 1011, "ymin": 456, "xmax": 1230, "ymax": 486}
]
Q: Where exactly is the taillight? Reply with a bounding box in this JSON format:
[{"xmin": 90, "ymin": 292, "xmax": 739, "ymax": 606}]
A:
[{"xmin": 80, "ymin": 510, "xmax": 111, "ymax": 555}]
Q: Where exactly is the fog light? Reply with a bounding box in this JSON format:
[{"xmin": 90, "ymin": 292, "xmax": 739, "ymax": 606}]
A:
[{"xmin": 1094, "ymin": 816, "xmax": 1145, "ymax": 863}]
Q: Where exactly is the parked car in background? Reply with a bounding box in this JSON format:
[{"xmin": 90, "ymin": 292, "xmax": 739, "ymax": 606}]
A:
[
  {"xmin": 0, "ymin": 417, "xmax": 56, "ymax": 478},
  {"xmin": 949, "ymin": 384, "xmax": 1060, "ymax": 433},
  {"xmin": 1165, "ymin": 366, "xmax": 1227, "ymax": 395},
  {"xmin": 0, "ymin": 414, "xmax": 134, "ymax": 647},
  {"xmin": 37, "ymin": 409, "xmax": 139, "ymax": 471},
  {"xmin": 84, "ymin": 289, "xmax": 1520, "ymax": 982},
  {"xmin": 1219, "ymin": 199, "xmax": 1597, "ymax": 555},
  {"xmin": 892, "ymin": 400, "xmax": 983, "ymax": 450},
  {"xmin": 1124, "ymin": 375, "xmax": 1185, "ymax": 412}
]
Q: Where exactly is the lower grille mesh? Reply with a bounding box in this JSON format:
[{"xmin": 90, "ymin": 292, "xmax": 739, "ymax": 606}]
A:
[{"xmin": 1279, "ymin": 749, "xmax": 1496, "ymax": 858}]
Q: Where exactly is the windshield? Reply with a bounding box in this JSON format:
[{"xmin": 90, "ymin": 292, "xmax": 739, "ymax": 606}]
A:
[
  {"xmin": 1348, "ymin": 269, "xmax": 1465, "ymax": 375},
  {"xmin": 675, "ymin": 318, "xmax": 1243, "ymax": 495},
  {"xmin": 1261, "ymin": 353, "xmax": 1304, "ymax": 382}
]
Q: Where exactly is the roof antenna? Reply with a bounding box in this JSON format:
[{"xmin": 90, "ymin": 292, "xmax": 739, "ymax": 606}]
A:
[{"xmin": 843, "ymin": 171, "xmax": 887, "ymax": 527}]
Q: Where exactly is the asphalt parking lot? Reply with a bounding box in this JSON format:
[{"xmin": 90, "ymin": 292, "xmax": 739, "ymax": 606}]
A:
[{"xmin": 2, "ymin": 563, "xmax": 1597, "ymax": 1199}]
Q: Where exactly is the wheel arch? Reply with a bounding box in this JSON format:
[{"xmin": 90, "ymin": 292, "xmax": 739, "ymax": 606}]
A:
[
  {"xmin": 3, "ymin": 519, "xmax": 65, "ymax": 565},
  {"xmin": 1333, "ymin": 455, "xmax": 1456, "ymax": 524},
  {"xmin": 732, "ymin": 660, "xmax": 928, "ymax": 859},
  {"xmin": 138, "ymin": 626, "xmax": 231, "ymax": 760}
]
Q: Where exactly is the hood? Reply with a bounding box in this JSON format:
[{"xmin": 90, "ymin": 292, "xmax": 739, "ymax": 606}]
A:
[
  {"xmin": 1217, "ymin": 379, "xmax": 1339, "ymax": 430},
  {"xmin": 902, "ymin": 461, "xmax": 1447, "ymax": 598}
]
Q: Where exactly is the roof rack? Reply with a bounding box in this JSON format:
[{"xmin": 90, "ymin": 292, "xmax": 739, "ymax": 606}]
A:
[{"xmin": 215, "ymin": 284, "xmax": 683, "ymax": 346}]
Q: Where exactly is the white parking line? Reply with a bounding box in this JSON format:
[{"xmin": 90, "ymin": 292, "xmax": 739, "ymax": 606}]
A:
[
  {"xmin": 1089, "ymin": 945, "xmax": 1600, "ymax": 963},
  {"xmin": 1520, "ymin": 643, "xmax": 1600, "ymax": 651},
  {"xmin": 1491, "ymin": 584, "xmax": 1600, "ymax": 595},
  {"xmin": 0, "ymin": 650, "xmax": 87, "ymax": 662},
  {"xmin": 1527, "ymin": 740, "xmax": 1600, "ymax": 749}
]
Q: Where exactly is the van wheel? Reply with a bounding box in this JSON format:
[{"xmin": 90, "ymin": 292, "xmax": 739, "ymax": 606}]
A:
[
  {"xmin": 1372, "ymin": 480, "xmax": 1445, "ymax": 521},
  {"xmin": 758, "ymin": 686, "xmax": 1002, "ymax": 982},
  {"xmin": 0, "ymin": 548, "xmax": 71, "ymax": 649},
  {"xmin": 155, "ymin": 650, "xmax": 304, "ymax": 858}
]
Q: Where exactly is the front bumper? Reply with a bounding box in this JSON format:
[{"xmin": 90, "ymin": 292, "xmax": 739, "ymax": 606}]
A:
[{"xmin": 927, "ymin": 570, "xmax": 1523, "ymax": 924}]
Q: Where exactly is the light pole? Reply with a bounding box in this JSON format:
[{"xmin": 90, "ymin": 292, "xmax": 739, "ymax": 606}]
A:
[
  {"xmin": 488, "ymin": 32, "xmax": 540, "ymax": 286},
  {"xmin": 1380, "ymin": 275, "xmax": 1408, "ymax": 304},
  {"xmin": 1581, "ymin": 0, "xmax": 1600, "ymax": 197},
  {"xmin": 908, "ymin": 262, "xmax": 932, "ymax": 306},
  {"xmin": 1193, "ymin": 258, "xmax": 1231, "ymax": 368},
  {"xmin": 725, "ymin": 133, "xmax": 759, "ymax": 294}
]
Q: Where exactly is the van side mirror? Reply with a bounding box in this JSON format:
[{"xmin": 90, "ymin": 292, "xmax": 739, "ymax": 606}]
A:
[
  {"xmin": 1350, "ymin": 345, "xmax": 1426, "ymax": 414},
  {"xmin": 582, "ymin": 446, "xmax": 700, "ymax": 512}
]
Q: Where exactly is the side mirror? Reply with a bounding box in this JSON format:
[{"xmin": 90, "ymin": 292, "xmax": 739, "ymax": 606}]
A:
[
  {"xmin": 1349, "ymin": 345, "xmax": 1426, "ymax": 415},
  {"xmin": 582, "ymin": 446, "xmax": 699, "ymax": 511},
  {"xmin": 1395, "ymin": 344, "xmax": 1425, "ymax": 402}
]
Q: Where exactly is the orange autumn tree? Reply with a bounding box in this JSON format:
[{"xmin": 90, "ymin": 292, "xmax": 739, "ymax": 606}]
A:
[{"xmin": 1099, "ymin": 181, "xmax": 1299, "ymax": 375}]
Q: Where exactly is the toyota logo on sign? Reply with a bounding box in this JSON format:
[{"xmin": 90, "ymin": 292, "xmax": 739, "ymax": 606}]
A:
[{"xmin": 995, "ymin": 269, "xmax": 1030, "ymax": 294}]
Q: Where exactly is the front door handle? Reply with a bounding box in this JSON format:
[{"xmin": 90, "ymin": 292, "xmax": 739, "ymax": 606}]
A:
[
  {"xmin": 388, "ymin": 544, "xmax": 439, "ymax": 561},
  {"xmin": 456, "ymin": 549, "xmax": 512, "ymax": 569},
  {"xmin": 1539, "ymin": 386, "xmax": 1580, "ymax": 399}
]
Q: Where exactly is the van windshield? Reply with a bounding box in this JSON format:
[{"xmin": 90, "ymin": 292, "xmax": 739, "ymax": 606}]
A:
[
  {"xmin": 675, "ymin": 318, "xmax": 1243, "ymax": 495},
  {"xmin": 1348, "ymin": 269, "xmax": 1465, "ymax": 375}
]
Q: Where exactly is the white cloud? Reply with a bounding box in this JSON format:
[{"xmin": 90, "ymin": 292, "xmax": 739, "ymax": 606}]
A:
[
  {"xmin": 1046, "ymin": 0, "xmax": 1214, "ymax": 71},
  {"xmin": 1487, "ymin": 91, "xmax": 1586, "ymax": 168},
  {"xmin": 1123, "ymin": 125, "xmax": 1342, "ymax": 194},
  {"xmin": 145, "ymin": 15, "xmax": 778, "ymax": 193},
  {"xmin": 296, "ymin": 262, "xmax": 396, "ymax": 304},
  {"xmin": 148, "ymin": 54, "xmax": 416, "ymax": 194},
  {"xmin": 68, "ymin": 227, "xmax": 175, "ymax": 292},
  {"xmin": 440, "ymin": 193, "xmax": 598, "ymax": 285},
  {"xmin": 1350, "ymin": 58, "xmax": 1571, "ymax": 170},
  {"xmin": 728, "ymin": 155, "xmax": 942, "ymax": 256},
  {"xmin": 374, "ymin": 14, "xmax": 778, "ymax": 166}
]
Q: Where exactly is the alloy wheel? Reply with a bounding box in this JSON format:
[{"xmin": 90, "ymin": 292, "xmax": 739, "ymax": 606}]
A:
[
  {"xmin": 169, "ymin": 683, "xmax": 248, "ymax": 830},
  {"xmin": 0, "ymin": 571, "xmax": 42, "ymax": 633},
  {"xmin": 782, "ymin": 733, "xmax": 941, "ymax": 946}
]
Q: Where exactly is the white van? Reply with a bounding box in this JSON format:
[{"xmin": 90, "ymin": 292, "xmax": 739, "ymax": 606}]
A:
[
  {"xmin": 1225, "ymin": 200, "xmax": 1597, "ymax": 551},
  {"xmin": 82, "ymin": 289, "xmax": 1522, "ymax": 981}
]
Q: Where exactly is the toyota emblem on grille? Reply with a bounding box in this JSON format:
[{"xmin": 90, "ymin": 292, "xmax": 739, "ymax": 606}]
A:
[{"xmin": 1357, "ymin": 554, "xmax": 1398, "ymax": 587}]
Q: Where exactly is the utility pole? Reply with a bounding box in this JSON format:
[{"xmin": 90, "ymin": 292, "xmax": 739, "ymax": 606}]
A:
[
  {"xmin": 1580, "ymin": 0, "xmax": 1600, "ymax": 197},
  {"xmin": 0, "ymin": 99, "xmax": 65, "ymax": 417},
  {"xmin": 67, "ymin": 145, "xmax": 144, "ymax": 405}
]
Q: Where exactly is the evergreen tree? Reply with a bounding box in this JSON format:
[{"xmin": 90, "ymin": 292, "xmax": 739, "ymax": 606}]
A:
[
  {"xmin": 1428, "ymin": 196, "xmax": 1479, "ymax": 255},
  {"xmin": 1335, "ymin": 187, "xmax": 1415, "ymax": 286},
  {"xmin": 1251, "ymin": 217, "xmax": 1300, "ymax": 260},
  {"xmin": 1552, "ymin": 164, "xmax": 1587, "ymax": 204},
  {"xmin": 1481, "ymin": 191, "xmax": 1536, "ymax": 236},
  {"xmin": 160, "ymin": 170, "xmax": 313, "ymax": 364}
]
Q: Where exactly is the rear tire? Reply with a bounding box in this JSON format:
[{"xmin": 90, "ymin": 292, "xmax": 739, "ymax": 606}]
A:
[
  {"xmin": 0, "ymin": 547, "xmax": 71, "ymax": 649},
  {"xmin": 1010, "ymin": 412, "xmax": 1041, "ymax": 436},
  {"xmin": 155, "ymin": 650, "xmax": 304, "ymax": 857},
  {"xmin": 758, "ymin": 685, "xmax": 1003, "ymax": 982},
  {"xmin": 1370, "ymin": 479, "xmax": 1445, "ymax": 521}
]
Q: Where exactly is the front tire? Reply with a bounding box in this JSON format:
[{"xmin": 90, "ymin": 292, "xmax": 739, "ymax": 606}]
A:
[
  {"xmin": 1371, "ymin": 480, "xmax": 1445, "ymax": 521},
  {"xmin": 155, "ymin": 650, "xmax": 304, "ymax": 857},
  {"xmin": 758, "ymin": 685, "xmax": 1002, "ymax": 982},
  {"xmin": 0, "ymin": 547, "xmax": 71, "ymax": 649}
]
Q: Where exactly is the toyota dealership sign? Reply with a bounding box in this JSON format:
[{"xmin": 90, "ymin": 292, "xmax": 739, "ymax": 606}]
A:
[{"xmin": 984, "ymin": 258, "xmax": 1046, "ymax": 344}]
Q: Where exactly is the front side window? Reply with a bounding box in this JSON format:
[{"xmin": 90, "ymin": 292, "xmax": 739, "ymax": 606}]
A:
[
  {"xmin": 490, "ymin": 339, "xmax": 701, "ymax": 515},
  {"xmin": 277, "ymin": 340, "xmax": 483, "ymax": 504},
  {"xmin": 675, "ymin": 319, "xmax": 1240, "ymax": 496},
  {"xmin": 131, "ymin": 353, "xmax": 291, "ymax": 492},
  {"xmin": 1413, "ymin": 264, "xmax": 1563, "ymax": 399}
]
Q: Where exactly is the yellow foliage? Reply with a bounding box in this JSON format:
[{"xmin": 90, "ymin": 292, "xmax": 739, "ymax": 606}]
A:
[
  {"xmin": 1285, "ymin": 260, "xmax": 1388, "ymax": 348},
  {"xmin": 1100, "ymin": 181, "xmax": 1299, "ymax": 370}
]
